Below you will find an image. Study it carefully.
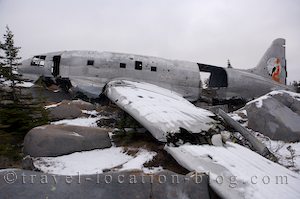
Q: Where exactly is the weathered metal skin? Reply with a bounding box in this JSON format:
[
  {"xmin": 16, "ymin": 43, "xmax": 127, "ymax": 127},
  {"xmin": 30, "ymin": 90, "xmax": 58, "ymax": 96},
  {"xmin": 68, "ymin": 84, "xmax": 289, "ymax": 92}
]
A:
[
  {"xmin": 20, "ymin": 51, "xmax": 201, "ymax": 101},
  {"xmin": 18, "ymin": 38, "xmax": 295, "ymax": 102},
  {"xmin": 214, "ymin": 68, "xmax": 293, "ymax": 100}
]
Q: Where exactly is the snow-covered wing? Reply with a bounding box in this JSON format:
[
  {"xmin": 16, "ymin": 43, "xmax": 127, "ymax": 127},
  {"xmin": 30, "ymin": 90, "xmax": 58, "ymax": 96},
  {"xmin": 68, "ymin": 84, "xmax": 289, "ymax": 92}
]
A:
[
  {"xmin": 165, "ymin": 142, "xmax": 300, "ymax": 199},
  {"xmin": 104, "ymin": 80, "xmax": 216, "ymax": 142}
]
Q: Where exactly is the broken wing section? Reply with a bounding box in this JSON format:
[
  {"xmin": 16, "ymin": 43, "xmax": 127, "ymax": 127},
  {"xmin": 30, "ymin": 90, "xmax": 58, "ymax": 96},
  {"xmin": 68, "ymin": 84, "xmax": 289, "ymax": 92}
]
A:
[{"xmin": 104, "ymin": 80, "xmax": 216, "ymax": 142}]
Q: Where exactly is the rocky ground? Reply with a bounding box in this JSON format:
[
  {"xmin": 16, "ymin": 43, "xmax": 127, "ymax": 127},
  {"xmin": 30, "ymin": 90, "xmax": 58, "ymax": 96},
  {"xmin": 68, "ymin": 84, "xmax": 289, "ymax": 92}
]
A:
[{"xmin": 1, "ymin": 78, "xmax": 300, "ymax": 199}]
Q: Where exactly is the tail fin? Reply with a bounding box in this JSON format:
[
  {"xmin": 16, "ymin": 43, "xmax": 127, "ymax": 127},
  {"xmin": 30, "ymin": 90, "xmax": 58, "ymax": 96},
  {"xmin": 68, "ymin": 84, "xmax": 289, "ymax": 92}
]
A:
[{"xmin": 249, "ymin": 38, "xmax": 287, "ymax": 84}]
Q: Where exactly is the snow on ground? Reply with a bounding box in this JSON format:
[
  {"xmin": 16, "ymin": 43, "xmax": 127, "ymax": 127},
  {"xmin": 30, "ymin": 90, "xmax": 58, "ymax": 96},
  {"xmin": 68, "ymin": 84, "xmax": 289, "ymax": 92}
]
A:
[
  {"xmin": 120, "ymin": 149, "xmax": 157, "ymax": 171},
  {"xmin": 51, "ymin": 117, "xmax": 101, "ymax": 127},
  {"xmin": 166, "ymin": 142, "xmax": 300, "ymax": 199},
  {"xmin": 253, "ymin": 132, "xmax": 300, "ymax": 173},
  {"xmin": 33, "ymin": 147, "xmax": 157, "ymax": 175},
  {"xmin": 0, "ymin": 79, "xmax": 34, "ymax": 88}
]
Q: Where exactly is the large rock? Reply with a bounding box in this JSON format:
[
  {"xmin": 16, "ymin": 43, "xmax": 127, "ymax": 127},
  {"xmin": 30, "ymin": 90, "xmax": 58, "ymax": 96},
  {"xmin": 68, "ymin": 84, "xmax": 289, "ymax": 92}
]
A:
[
  {"xmin": 48, "ymin": 104, "xmax": 82, "ymax": 120},
  {"xmin": 0, "ymin": 170, "xmax": 210, "ymax": 199},
  {"xmin": 68, "ymin": 99, "xmax": 96, "ymax": 111},
  {"xmin": 24, "ymin": 125, "xmax": 112, "ymax": 157},
  {"xmin": 246, "ymin": 93, "xmax": 300, "ymax": 142},
  {"xmin": 48, "ymin": 99, "xmax": 96, "ymax": 120},
  {"xmin": 271, "ymin": 91, "xmax": 300, "ymax": 115}
]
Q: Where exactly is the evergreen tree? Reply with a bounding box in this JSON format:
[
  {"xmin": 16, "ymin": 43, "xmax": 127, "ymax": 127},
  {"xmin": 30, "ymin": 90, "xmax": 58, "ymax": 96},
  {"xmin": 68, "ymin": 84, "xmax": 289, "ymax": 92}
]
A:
[
  {"xmin": 0, "ymin": 26, "xmax": 21, "ymax": 101},
  {"xmin": 0, "ymin": 26, "xmax": 48, "ymax": 166}
]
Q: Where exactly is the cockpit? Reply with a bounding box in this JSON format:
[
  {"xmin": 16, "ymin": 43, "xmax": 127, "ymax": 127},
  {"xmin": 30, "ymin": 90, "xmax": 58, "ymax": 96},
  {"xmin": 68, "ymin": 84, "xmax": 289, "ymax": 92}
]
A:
[{"xmin": 30, "ymin": 55, "xmax": 46, "ymax": 67}]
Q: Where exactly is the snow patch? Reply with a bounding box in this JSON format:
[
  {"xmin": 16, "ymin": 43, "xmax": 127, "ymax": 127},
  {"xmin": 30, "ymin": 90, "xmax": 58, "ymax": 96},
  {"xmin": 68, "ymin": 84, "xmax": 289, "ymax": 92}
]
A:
[
  {"xmin": 51, "ymin": 117, "xmax": 100, "ymax": 127},
  {"xmin": 33, "ymin": 147, "xmax": 157, "ymax": 175},
  {"xmin": 1, "ymin": 80, "xmax": 34, "ymax": 88},
  {"xmin": 16, "ymin": 81, "xmax": 34, "ymax": 88},
  {"xmin": 247, "ymin": 94, "xmax": 270, "ymax": 108},
  {"xmin": 34, "ymin": 147, "xmax": 132, "ymax": 175},
  {"xmin": 120, "ymin": 149, "xmax": 156, "ymax": 171},
  {"xmin": 82, "ymin": 110, "xmax": 98, "ymax": 116}
]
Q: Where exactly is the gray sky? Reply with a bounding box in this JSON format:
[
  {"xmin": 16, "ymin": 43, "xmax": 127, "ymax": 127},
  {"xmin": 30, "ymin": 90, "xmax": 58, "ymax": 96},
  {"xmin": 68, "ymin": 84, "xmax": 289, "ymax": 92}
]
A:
[{"xmin": 0, "ymin": 0, "xmax": 299, "ymax": 83}]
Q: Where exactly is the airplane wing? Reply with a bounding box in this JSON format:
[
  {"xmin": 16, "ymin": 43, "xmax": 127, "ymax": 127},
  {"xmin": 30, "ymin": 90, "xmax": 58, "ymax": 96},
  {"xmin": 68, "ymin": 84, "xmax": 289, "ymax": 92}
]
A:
[{"xmin": 104, "ymin": 80, "xmax": 217, "ymax": 142}]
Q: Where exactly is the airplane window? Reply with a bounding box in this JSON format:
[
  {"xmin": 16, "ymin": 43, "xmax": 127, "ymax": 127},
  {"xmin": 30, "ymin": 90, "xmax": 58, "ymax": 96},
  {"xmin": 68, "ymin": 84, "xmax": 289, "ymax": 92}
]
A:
[
  {"xmin": 30, "ymin": 55, "xmax": 46, "ymax": 67},
  {"xmin": 151, "ymin": 66, "xmax": 157, "ymax": 72},
  {"xmin": 135, "ymin": 61, "xmax": 142, "ymax": 70},
  {"xmin": 120, "ymin": 63, "xmax": 126, "ymax": 68},
  {"xmin": 87, "ymin": 60, "xmax": 94, "ymax": 66}
]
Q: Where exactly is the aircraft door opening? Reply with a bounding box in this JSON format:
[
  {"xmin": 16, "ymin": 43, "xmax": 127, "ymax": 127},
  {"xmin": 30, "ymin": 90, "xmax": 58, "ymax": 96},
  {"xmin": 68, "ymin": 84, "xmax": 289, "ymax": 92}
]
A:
[
  {"xmin": 197, "ymin": 63, "xmax": 228, "ymax": 88},
  {"xmin": 52, "ymin": 55, "xmax": 61, "ymax": 77}
]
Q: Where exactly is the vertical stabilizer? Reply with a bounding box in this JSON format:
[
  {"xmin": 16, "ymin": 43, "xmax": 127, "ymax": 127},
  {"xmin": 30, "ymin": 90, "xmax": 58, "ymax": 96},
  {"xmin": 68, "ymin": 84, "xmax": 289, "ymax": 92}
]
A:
[{"xmin": 249, "ymin": 38, "xmax": 287, "ymax": 84}]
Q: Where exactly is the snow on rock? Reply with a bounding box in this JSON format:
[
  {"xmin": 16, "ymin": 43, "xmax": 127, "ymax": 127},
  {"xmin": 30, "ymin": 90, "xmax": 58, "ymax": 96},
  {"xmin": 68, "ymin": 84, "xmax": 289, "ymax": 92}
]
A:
[
  {"xmin": 51, "ymin": 117, "xmax": 100, "ymax": 127},
  {"xmin": 34, "ymin": 147, "xmax": 157, "ymax": 175},
  {"xmin": 247, "ymin": 90, "xmax": 300, "ymax": 108},
  {"xmin": 16, "ymin": 81, "xmax": 34, "ymax": 88},
  {"xmin": 247, "ymin": 95, "xmax": 270, "ymax": 108},
  {"xmin": 45, "ymin": 102, "xmax": 62, "ymax": 109},
  {"xmin": 165, "ymin": 142, "xmax": 300, "ymax": 199},
  {"xmin": 81, "ymin": 110, "xmax": 99, "ymax": 116}
]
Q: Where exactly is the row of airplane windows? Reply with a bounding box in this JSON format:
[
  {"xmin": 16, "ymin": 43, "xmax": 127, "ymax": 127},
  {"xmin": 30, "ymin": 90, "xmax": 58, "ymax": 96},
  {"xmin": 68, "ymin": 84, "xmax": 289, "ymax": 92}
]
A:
[
  {"xmin": 31, "ymin": 55, "xmax": 157, "ymax": 72},
  {"xmin": 87, "ymin": 59, "xmax": 157, "ymax": 72}
]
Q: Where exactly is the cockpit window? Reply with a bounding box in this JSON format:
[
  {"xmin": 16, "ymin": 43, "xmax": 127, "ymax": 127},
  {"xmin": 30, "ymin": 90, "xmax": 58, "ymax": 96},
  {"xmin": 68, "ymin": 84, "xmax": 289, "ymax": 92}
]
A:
[{"xmin": 31, "ymin": 55, "xmax": 46, "ymax": 67}]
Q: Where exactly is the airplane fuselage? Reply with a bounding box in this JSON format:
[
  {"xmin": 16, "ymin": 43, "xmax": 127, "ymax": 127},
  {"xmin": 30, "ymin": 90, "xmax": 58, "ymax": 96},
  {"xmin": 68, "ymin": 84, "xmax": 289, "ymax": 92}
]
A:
[{"xmin": 19, "ymin": 50, "xmax": 294, "ymax": 102}]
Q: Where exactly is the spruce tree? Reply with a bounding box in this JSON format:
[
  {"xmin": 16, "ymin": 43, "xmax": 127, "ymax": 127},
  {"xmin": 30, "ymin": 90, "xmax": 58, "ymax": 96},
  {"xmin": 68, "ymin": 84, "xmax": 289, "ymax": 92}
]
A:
[
  {"xmin": 0, "ymin": 26, "xmax": 21, "ymax": 101},
  {"xmin": 0, "ymin": 26, "xmax": 48, "ymax": 166}
]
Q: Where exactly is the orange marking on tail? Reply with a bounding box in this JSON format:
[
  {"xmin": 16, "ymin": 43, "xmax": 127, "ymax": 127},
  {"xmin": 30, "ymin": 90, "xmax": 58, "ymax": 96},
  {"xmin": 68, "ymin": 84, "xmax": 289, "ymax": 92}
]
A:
[{"xmin": 272, "ymin": 58, "xmax": 281, "ymax": 83}]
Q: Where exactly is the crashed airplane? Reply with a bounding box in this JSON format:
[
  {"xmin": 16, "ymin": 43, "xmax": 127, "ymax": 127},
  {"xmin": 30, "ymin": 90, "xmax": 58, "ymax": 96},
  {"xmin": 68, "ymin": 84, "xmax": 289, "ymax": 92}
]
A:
[{"xmin": 18, "ymin": 38, "xmax": 295, "ymax": 141}]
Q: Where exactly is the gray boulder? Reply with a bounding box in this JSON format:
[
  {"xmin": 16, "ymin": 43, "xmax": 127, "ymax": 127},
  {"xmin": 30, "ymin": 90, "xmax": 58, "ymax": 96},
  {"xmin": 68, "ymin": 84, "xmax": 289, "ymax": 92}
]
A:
[
  {"xmin": 48, "ymin": 99, "xmax": 96, "ymax": 120},
  {"xmin": 246, "ymin": 95, "xmax": 300, "ymax": 142},
  {"xmin": 24, "ymin": 125, "xmax": 112, "ymax": 157},
  {"xmin": 271, "ymin": 91, "xmax": 300, "ymax": 115},
  {"xmin": 0, "ymin": 170, "xmax": 210, "ymax": 199},
  {"xmin": 48, "ymin": 104, "xmax": 82, "ymax": 120},
  {"xmin": 68, "ymin": 99, "xmax": 96, "ymax": 111}
]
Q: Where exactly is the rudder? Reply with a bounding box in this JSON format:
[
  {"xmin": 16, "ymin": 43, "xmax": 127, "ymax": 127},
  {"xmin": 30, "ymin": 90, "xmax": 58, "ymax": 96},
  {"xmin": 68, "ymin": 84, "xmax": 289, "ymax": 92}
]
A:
[{"xmin": 249, "ymin": 38, "xmax": 287, "ymax": 84}]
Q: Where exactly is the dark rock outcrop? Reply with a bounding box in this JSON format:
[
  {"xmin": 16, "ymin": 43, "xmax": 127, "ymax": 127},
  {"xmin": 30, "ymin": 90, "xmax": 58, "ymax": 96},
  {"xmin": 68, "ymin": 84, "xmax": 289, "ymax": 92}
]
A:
[{"xmin": 0, "ymin": 170, "xmax": 210, "ymax": 199}]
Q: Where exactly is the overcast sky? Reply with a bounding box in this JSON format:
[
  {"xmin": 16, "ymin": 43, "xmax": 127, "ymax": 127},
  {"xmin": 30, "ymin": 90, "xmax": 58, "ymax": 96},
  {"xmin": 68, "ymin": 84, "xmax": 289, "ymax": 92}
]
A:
[{"xmin": 0, "ymin": 0, "xmax": 299, "ymax": 82}]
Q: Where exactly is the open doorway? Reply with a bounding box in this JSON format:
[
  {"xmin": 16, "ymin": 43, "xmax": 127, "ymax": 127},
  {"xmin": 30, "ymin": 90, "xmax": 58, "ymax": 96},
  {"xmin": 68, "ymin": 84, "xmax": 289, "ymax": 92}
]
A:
[
  {"xmin": 52, "ymin": 55, "xmax": 61, "ymax": 77},
  {"xmin": 198, "ymin": 63, "xmax": 228, "ymax": 88}
]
